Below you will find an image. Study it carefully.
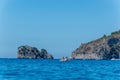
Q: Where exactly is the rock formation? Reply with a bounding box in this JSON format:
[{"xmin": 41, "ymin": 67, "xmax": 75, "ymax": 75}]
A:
[
  {"xmin": 71, "ymin": 30, "xmax": 120, "ymax": 60},
  {"xmin": 17, "ymin": 45, "xmax": 54, "ymax": 59}
]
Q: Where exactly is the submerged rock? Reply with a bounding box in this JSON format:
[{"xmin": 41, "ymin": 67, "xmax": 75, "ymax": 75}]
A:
[
  {"xmin": 17, "ymin": 45, "xmax": 54, "ymax": 59},
  {"xmin": 71, "ymin": 30, "xmax": 120, "ymax": 60}
]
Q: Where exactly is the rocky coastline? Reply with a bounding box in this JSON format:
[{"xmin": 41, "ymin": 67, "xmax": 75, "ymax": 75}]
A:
[
  {"xmin": 17, "ymin": 30, "xmax": 120, "ymax": 60},
  {"xmin": 71, "ymin": 30, "xmax": 120, "ymax": 60},
  {"xmin": 17, "ymin": 45, "xmax": 53, "ymax": 59}
]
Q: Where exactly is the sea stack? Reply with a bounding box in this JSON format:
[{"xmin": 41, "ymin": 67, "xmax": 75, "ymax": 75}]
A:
[
  {"xmin": 17, "ymin": 45, "xmax": 54, "ymax": 59},
  {"xmin": 71, "ymin": 30, "xmax": 120, "ymax": 60}
]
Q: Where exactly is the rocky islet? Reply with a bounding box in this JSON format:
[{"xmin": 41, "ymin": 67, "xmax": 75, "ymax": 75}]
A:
[{"xmin": 17, "ymin": 45, "xmax": 53, "ymax": 59}]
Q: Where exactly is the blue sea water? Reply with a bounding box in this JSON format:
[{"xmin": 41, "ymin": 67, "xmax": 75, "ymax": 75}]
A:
[{"xmin": 0, "ymin": 59, "xmax": 120, "ymax": 80}]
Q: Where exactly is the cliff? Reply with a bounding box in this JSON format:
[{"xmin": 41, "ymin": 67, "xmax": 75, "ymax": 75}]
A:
[
  {"xmin": 17, "ymin": 45, "xmax": 54, "ymax": 59},
  {"xmin": 71, "ymin": 30, "xmax": 120, "ymax": 60}
]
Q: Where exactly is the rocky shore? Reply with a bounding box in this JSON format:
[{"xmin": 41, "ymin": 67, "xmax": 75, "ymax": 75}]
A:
[
  {"xmin": 71, "ymin": 30, "xmax": 120, "ymax": 60},
  {"xmin": 17, "ymin": 45, "xmax": 53, "ymax": 59}
]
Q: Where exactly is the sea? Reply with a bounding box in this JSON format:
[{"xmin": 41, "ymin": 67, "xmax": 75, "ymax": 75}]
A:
[{"xmin": 0, "ymin": 59, "xmax": 120, "ymax": 80}]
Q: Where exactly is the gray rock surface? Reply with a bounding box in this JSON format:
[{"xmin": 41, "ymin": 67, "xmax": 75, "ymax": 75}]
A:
[
  {"xmin": 17, "ymin": 45, "xmax": 54, "ymax": 59},
  {"xmin": 71, "ymin": 30, "xmax": 120, "ymax": 60}
]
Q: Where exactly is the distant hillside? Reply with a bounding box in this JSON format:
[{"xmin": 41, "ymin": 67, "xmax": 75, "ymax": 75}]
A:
[
  {"xmin": 17, "ymin": 45, "xmax": 54, "ymax": 59},
  {"xmin": 71, "ymin": 30, "xmax": 120, "ymax": 60}
]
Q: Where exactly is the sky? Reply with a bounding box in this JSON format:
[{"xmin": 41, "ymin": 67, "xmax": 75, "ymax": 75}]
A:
[{"xmin": 0, "ymin": 0, "xmax": 120, "ymax": 59}]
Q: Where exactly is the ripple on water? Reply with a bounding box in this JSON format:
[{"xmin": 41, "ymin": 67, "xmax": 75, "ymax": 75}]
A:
[{"xmin": 0, "ymin": 59, "xmax": 120, "ymax": 80}]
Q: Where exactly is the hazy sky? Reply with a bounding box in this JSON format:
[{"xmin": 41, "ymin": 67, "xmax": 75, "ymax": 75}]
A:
[{"xmin": 0, "ymin": 0, "xmax": 120, "ymax": 58}]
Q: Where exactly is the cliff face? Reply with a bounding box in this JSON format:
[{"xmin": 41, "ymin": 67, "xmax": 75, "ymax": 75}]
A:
[
  {"xmin": 71, "ymin": 30, "xmax": 120, "ymax": 60},
  {"xmin": 17, "ymin": 45, "xmax": 54, "ymax": 59}
]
